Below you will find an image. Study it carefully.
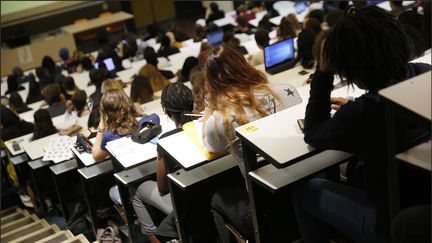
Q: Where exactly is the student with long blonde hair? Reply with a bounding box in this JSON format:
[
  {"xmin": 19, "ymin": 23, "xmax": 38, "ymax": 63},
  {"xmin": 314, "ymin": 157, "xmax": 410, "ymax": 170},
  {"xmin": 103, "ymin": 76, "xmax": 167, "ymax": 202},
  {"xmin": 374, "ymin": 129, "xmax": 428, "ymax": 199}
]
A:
[
  {"xmin": 138, "ymin": 64, "xmax": 170, "ymax": 92},
  {"xmin": 202, "ymin": 45, "xmax": 300, "ymax": 242}
]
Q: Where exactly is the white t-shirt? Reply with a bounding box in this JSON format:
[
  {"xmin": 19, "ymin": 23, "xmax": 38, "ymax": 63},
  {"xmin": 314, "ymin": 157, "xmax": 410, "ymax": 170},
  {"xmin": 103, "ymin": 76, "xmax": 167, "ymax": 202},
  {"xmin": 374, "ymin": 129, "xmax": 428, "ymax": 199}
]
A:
[{"xmin": 204, "ymin": 83, "xmax": 302, "ymax": 177}]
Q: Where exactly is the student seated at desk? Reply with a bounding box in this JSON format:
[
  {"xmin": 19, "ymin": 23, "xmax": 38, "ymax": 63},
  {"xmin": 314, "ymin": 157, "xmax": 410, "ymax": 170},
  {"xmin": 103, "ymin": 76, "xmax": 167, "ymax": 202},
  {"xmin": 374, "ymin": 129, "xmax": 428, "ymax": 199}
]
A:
[
  {"xmin": 248, "ymin": 28, "xmax": 270, "ymax": 67},
  {"xmin": 59, "ymin": 90, "xmax": 89, "ymax": 135},
  {"xmin": 206, "ymin": 2, "xmax": 225, "ymax": 24},
  {"xmin": 157, "ymin": 35, "xmax": 180, "ymax": 58},
  {"xmin": 139, "ymin": 64, "xmax": 170, "ymax": 93},
  {"xmin": 32, "ymin": 109, "xmax": 58, "ymax": 141},
  {"xmin": 132, "ymin": 82, "xmax": 195, "ymax": 243},
  {"xmin": 91, "ymin": 89, "xmax": 160, "ymax": 162},
  {"xmin": 277, "ymin": 16, "xmax": 298, "ymax": 41},
  {"xmin": 61, "ymin": 76, "xmax": 80, "ymax": 100},
  {"xmin": 88, "ymin": 68, "xmax": 106, "ymax": 105},
  {"xmin": 5, "ymin": 75, "xmax": 25, "ymax": 95},
  {"xmin": 26, "ymin": 74, "xmax": 44, "ymax": 105},
  {"xmin": 9, "ymin": 92, "xmax": 32, "ymax": 114},
  {"xmin": 41, "ymin": 83, "xmax": 67, "ymax": 118},
  {"xmin": 176, "ymin": 56, "xmax": 199, "ymax": 83},
  {"xmin": 292, "ymin": 6, "xmax": 431, "ymax": 243},
  {"xmin": 0, "ymin": 105, "xmax": 34, "ymax": 141},
  {"xmin": 143, "ymin": 47, "xmax": 175, "ymax": 80},
  {"xmin": 130, "ymin": 75, "xmax": 154, "ymax": 113},
  {"xmin": 202, "ymin": 45, "xmax": 301, "ymax": 242}
]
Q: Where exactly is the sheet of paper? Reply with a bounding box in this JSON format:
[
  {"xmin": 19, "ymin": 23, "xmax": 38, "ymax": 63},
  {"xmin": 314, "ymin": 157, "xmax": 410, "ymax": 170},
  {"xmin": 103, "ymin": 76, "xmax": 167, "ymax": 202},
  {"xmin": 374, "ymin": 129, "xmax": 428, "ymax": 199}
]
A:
[
  {"xmin": 42, "ymin": 136, "xmax": 73, "ymax": 163},
  {"xmin": 106, "ymin": 137, "xmax": 157, "ymax": 168},
  {"xmin": 157, "ymin": 131, "xmax": 207, "ymax": 169}
]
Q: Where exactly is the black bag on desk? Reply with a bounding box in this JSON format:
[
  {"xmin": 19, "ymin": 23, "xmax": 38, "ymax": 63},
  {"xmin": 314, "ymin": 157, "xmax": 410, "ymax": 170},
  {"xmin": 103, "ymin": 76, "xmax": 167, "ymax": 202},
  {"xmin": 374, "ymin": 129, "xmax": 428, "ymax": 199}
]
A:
[{"xmin": 131, "ymin": 122, "xmax": 162, "ymax": 144}]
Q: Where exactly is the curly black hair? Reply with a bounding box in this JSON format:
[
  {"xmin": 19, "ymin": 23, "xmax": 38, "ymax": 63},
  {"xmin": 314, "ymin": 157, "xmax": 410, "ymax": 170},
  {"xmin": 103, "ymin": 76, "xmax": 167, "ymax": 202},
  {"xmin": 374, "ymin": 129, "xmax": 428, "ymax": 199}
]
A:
[{"xmin": 323, "ymin": 6, "xmax": 410, "ymax": 90}]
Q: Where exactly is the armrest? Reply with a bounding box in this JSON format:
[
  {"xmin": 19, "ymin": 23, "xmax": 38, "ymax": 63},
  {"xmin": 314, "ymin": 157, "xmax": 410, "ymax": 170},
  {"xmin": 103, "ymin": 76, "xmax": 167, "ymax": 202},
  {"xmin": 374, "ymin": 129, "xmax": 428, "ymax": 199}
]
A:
[
  {"xmin": 114, "ymin": 159, "xmax": 157, "ymax": 185},
  {"xmin": 249, "ymin": 150, "xmax": 352, "ymax": 192}
]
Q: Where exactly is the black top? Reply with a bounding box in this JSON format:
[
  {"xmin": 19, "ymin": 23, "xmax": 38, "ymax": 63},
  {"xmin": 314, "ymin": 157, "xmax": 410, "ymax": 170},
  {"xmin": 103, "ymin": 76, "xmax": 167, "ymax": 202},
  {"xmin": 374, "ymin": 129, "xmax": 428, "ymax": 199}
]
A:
[
  {"xmin": 207, "ymin": 10, "xmax": 225, "ymax": 23},
  {"xmin": 160, "ymin": 69, "xmax": 175, "ymax": 80},
  {"xmin": 304, "ymin": 63, "xmax": 431, "ymax": 229},
  {"xmin": 157, "ymin": 47, "xmax": 180, "ymax": 58},
  {"xmin": 47, "ymin": 102, "xmax": 67, "ymax": 118},
  {"xmin": 14, "ymin": 106, "xmax": 32, "ymax": 114},
  {"xmin": 157, "ymin": 128, "xmax": 182, "ymax": 173},
  {"xmin": 1, "ymin": 121, "xmax": 34, "ymax": 141}
]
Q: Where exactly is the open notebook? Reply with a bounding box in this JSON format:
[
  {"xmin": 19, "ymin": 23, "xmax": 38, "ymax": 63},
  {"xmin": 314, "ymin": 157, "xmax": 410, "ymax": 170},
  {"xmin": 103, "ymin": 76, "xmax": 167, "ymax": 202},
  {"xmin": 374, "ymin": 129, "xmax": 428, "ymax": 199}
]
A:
[
  {"xmin": 106, "ymin": 137, "xmax": 157, "ymax": 168},
  {"xmin": 157, "ymin": 120, "xmax": 223, "ymax": 169}
]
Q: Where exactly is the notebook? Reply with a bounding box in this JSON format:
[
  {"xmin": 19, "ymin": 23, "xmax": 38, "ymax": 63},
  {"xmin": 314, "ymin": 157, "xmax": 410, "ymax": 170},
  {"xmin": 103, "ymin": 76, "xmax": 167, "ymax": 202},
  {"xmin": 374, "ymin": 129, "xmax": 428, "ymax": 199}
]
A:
[
  {"xmin": 206, "ymin": 30, "xmax": 224, "ymax": 46},
  {"xmin": 264, "ymin": 38, "xmax": 295, "ymax": 75},
  {"xmin": 157, "ymin": 120, "xmax": 223, "ymax": 170}
]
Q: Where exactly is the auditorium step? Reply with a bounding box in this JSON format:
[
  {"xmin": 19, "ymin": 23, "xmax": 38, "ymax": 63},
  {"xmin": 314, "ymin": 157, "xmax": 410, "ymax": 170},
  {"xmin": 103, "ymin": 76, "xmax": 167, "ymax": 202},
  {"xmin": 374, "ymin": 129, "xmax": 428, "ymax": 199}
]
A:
[{"xmin": 1, "ymin": 207, "xmax": 93, "ymax": 243}]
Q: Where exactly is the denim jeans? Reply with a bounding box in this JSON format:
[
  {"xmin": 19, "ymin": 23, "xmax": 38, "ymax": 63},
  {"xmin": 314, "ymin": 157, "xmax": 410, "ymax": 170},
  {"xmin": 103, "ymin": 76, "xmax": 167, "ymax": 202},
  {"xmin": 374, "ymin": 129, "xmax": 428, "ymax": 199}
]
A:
[{"xmin": 292, "ymin": 178, "xmax": 388, "ymax": 243}]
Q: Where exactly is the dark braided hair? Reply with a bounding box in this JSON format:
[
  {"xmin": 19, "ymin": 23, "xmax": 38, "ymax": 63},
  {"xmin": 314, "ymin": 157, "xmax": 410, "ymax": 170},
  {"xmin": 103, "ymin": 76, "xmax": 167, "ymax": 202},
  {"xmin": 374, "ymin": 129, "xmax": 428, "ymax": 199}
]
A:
[
  {"xmin": 323, "ymin": 6, "xmax": 410, "ymax": 90},
  {"xmin": 160, "ymin": 82, "xmax": 194, "ymax": 126}
]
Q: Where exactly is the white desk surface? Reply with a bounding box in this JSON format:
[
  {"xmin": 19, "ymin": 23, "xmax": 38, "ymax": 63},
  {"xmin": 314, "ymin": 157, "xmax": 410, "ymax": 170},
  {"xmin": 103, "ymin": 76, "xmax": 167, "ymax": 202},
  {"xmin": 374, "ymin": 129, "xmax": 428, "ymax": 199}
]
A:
[
  {"xmin": 249, "ymin": 10, "xmax": 268, "ymax": 27},
  {"xmin": 21, "ymin": 133, "xmax": 60, "ymax": 160},
  {"xmin": 411, "ymin": 53, "xmax": 431, "ymax": 65},
  {"xmin": 61, "ymin": 11, "xmax": 133, "ymax": 34},
  {"xmin": 396, "ymin": 140, "xmax": 431, "ymax": 171},
  {"xmin": 236, "ymin": 84, "xmax": 365, "ymax": 167},
  {"xmin": 4, "ymin": 133, "xmax": 33, "ymax": 156},
  {"xmin": 379, "ymin": 71, "xmax": 431, "ymax": 121}
]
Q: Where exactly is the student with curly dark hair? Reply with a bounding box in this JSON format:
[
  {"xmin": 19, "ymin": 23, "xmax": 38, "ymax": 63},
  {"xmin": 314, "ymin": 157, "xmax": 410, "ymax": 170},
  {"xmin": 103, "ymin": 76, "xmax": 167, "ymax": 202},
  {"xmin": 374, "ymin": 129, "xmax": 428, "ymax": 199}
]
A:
[
  {"xmin": 293, "ymin": 6, "xmax": 431, "ymax": 243},
  {"xmin": 132, "ymin": 82, "xmax": 194, "ymax": 243}
]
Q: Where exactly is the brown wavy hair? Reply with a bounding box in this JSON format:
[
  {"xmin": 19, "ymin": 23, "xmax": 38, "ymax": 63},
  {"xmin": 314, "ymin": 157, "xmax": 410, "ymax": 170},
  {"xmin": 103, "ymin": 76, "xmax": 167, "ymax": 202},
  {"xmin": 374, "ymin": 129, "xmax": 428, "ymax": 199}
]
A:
[
  {"xmin": 100, "ymin": 89, "xmax": 139, "ymax": 135},
  {"xmin": 205, "ymin": 45, "xmax": 279, "ymax": 147},
  {"xmin": 138, "ymin": 64, "xmax": 170, "ymax": 92}
]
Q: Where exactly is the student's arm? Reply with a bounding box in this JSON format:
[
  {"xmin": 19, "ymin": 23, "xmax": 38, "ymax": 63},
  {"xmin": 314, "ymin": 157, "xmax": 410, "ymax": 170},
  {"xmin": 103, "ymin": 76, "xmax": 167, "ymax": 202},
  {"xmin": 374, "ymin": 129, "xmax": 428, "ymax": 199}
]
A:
[
  {"xmin": 156, "ymin": 154, "xmax": 169, "ymax": 195},
  {"xmin": 91, "ymin": 120, "xmax": 109, "ymax": 162}
]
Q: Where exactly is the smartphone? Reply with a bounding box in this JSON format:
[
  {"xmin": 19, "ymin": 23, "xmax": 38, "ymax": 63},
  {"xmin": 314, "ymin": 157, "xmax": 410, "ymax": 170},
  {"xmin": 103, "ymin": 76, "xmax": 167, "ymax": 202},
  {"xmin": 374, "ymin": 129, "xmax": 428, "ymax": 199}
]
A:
[
  {"xmin": 12, "ymin": 142, "xmax": 21, "ymax": 151},
  {"xmin": 297, "ymin": 119, "xmax": 305, "ymax": 132}
]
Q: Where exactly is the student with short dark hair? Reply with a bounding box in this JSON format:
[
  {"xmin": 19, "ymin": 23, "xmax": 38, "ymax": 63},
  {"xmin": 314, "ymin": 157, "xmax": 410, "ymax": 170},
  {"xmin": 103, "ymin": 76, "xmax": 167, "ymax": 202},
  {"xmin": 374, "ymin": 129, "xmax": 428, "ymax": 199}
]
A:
[
  {"xmin": 207, "ymin": 2, "xmax": 225, "ymax": 23},
  {"xmin": 249, "ymin": 28, "xmax": 270, "ymax": 66},
  {"xmin": 292, "ymin": 6, "xmax": 431, "ymax": 243},
  {"xmin": 62, "ymin": 76, "xmax": 80, "ymax": 100},
  {"xmin": 32, "ymin": 109, "xmax": 57, "ymax": 141},
  {"xmin": 41, "ymin": 83, "xmax": 66, "ymax": 117},
  {"xmin": 89, "ymin": 68, "xmax": 105, "ymax": 103}
]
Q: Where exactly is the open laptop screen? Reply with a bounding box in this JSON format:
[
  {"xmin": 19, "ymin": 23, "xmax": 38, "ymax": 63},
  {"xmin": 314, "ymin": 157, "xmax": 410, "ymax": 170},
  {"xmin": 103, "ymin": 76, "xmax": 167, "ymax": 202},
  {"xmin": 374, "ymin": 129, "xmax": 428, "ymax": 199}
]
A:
[
  {"xmin": 264, "ymin": 38, "xmax": 295, "ymax": 69},
  {"xmin": 295, "ymin": 1, "xmax": 308, "ymax": 14},
  {"xmin": 94, "ymin": 58, "xmax": 115, "ymax": 72},
  {"xmin": 206, "ymin": 30, "xmax": 224, "ymax": 46}
]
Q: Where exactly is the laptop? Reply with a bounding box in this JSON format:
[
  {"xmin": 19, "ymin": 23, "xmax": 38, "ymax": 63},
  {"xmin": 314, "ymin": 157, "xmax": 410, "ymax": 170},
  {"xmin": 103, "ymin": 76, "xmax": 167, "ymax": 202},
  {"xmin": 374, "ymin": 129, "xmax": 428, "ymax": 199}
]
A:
[
  {"xmin": 94, "ymin": 57, "xmax": 115, "ymax": 72},
  {"xmin": 206, "ymin": 30, "xmax": 224, "ymax": 46},
  {"xmin": 264, "ymin": 38, "xmax": 295, "ymax": 75},
  {"xmin": 295, "ymin": 1, "xmax": 308, "ymax": 14}
]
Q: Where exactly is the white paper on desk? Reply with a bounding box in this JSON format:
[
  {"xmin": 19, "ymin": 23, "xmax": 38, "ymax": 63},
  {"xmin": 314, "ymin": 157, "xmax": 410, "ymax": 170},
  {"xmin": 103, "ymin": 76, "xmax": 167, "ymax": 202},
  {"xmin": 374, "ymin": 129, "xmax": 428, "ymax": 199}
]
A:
[
  {"xmin": 106, "ymin": 137, "xmax": 157, "ymax": 168},
  {"xmin": 42, "ymin": 136, "xmax": 73, "ymax": 163},
  {"xmin": 157, "ymin": 131, "xmax": 207, "ymax": 169}
]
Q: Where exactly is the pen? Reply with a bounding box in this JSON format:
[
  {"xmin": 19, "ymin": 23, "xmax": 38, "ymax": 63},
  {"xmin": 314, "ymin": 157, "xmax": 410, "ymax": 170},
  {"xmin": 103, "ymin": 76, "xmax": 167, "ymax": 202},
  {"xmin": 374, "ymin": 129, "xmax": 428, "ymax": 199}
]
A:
[{"xmin": 184, "ymin": 113, "xmax": 204, "ymax": 117}]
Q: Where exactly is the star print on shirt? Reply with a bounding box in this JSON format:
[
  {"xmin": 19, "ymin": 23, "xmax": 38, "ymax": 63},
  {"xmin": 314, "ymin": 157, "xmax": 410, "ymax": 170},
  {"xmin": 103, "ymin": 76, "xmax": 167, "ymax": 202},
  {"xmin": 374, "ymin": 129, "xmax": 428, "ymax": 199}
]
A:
[{"xmin": 285, "ymin": 88, "xmax": 295, "ymax": 97}]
